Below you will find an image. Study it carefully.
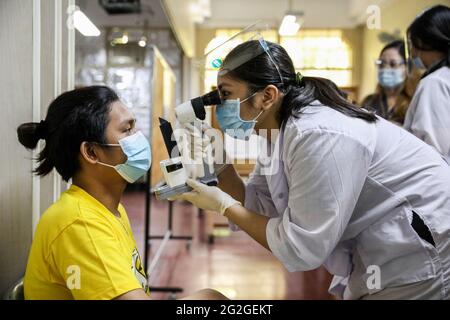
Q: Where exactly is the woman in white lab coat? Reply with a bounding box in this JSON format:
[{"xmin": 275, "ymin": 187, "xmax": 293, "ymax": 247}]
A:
[
  {"xmin": 171, "ymin": 39, "xmax": 450, "ymax": 299},
  {"xmin": 404, "ymin": 5, "xmax": 450, "ymax": 162}
]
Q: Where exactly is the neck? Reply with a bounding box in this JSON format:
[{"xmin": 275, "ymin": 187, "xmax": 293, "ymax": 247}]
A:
[
  {"xmin": 424, "ymin": 52, "xmax": 446, "ymax": 69},
  {"xmin": 384, "ymin": 87, "xmax": 399, "ymax": 98},
  {"xmin": 72, "ymin": 173, "xmax": 126, "ymax": 217}
]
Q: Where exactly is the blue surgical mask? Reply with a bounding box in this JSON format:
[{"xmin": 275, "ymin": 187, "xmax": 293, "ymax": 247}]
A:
[
  {"xmin": 412, "ymin": 56, "xmax": 426, "ymax": 70},
  {"xmin": 215, "ymin": 93, "xmax": 263, "ymax": 141},
  {"xmin": 97, "ymin": 131, "xmax": 151, "ymax": 183},
  {"xmin": 378, "ymin": 69, "xmax": 405, "ymax": 89}
]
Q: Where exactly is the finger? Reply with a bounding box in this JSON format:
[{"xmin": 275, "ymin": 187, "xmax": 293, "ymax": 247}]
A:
[
  {"xmin": 167, "ymin": 194, "xmax": 185, "ymax": 202},
  {"xmin": 185, "ymin": 178, "xmax": 204, "ymax": 190},
  {"xmin": 177, "ymin": 191, "xmax": 199, "ymax": 203}
]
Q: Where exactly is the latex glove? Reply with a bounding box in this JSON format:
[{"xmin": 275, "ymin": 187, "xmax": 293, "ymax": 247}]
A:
[
  {"xmin": 179, "ymin": 122, "xmax": 230, "ymax": 177},
  {"xmin": 170, "ymin": 179, "xmax": 241, "ymax": 215},
  {"xmin": 174, "ymin": 121, "xmax": 208, "ymax": 179}
]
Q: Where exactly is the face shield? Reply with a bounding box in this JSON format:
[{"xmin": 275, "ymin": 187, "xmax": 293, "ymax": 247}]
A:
[{"xmin": 201, "ymin": 22, "xmax": 284, "ymax": 101}]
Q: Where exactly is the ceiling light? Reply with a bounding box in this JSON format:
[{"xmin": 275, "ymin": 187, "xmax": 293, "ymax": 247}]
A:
[
  {"xmin": 138, "ymin": 37, "xmax": 147, "ymax": 47},
  {"xmin": 73, "ymin": 10, "xmax": 101, "ymax": 37},
  {"xmin": 279, "ymin": 0, "xmax": 304, "ymax": 36},
  {"xmin": 279, "ymin": 14, "xmax": 301, "ymax": 36}
]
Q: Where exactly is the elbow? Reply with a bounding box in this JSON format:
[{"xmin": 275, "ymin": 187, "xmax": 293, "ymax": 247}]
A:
[{"xmin": 284, "ymin": 255, "xmax": 326, "ymax": 272}]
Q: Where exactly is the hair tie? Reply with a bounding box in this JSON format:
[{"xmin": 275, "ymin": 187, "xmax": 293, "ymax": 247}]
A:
[
  {"xmin": 295, "ymin": 72, "xmax": 304, "ymax": 86},
  {"xmin": 36, "ymin": 120, "xmax": 48, "ymax": 140}
]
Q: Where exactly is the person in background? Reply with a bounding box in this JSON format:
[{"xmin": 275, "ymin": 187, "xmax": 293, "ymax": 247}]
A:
[
  {"xmin": 361, "ymin": 40, "xmax": 420, "ymax": 125},
  {"xmin": 18, "ymin": 86, "xmax": 227, "ymax": 300},
  {"xmin": 404, "ymin": 5, "xmax": 450, "ymax": 162}
]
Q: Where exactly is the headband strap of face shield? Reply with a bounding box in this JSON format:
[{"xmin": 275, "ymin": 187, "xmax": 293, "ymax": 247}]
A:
[
  {"xmin": 204, "ymin": 24, "xmax": 284, "ymax": 87},
  {"xmin": 217, "ymin": 36, "xmax": 284, "ymax": 87}
]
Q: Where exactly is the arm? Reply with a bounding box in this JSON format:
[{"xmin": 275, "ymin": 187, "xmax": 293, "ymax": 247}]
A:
[
  {"xmin": 52, "ymin": 218, "xmax": 147, "ymax": 300},
  {"xmin": 115, "ymin": 288, "xmax": 229, "ymax": 300},
  {"xmin": 115, "ymin": 289, "xmax": 151, "ymax": 300},
  {"xmin": 217, "ymin": 164, "xmax": 245, "ymax": 204},
  {"xmin": 224, "ymin": 204, "xmax": 270, "ymax": 250},
  {"xmin": 404, "ymin": 77, "xmax": 450, "ymax": 156}
]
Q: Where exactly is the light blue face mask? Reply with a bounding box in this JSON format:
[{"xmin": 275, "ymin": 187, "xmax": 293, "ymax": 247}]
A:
[
  {"xmin": 97, "ymin": 131, "xmax": 151, "ymax": 183},
  {"xmin": 216, "ymin": 93, "xmax": 263, "ymax": 141},
  {"xmin": 412, "ymin": 56, "xmax": 426, "ymax": 70},
  {"xmin": 378, "ymin": 69, "xmax": 406, "ymax": 89}
]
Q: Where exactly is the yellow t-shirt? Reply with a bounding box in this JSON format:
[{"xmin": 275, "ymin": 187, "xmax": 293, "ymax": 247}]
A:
[{"xmin": 24, "ymin": 184, "xmax": 149, "ymax": 300}]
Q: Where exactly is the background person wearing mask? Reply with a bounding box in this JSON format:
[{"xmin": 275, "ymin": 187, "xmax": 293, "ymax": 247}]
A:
[
  {"xmin": 404, "ymin": 5, "xmax": 450, "ymax": 162},
  {"xmin": 19, "ymin": 86, "xmax": 227, "ymax": 300},
  {"xmin": 361, "ymin": 40, "xmax": 420, "ymax": 125}
]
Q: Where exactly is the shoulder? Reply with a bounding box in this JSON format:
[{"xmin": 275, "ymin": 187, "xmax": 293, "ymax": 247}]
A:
[
  {"xmin": 37, "ymin": 191, "xmax": 114, "ymax": 243},
  {"xmin": 418, "ymin": 67, "xmax": 450, "ymax": 92},
  {"xmin": 38, "ymin": 191, "xmax": 84, "ymax": 233},
  {"xmin": 283, "ymin": 103, "xmax": 377, "ymax": 152}
]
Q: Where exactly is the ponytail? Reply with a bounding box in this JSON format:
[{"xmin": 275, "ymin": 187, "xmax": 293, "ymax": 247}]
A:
[
  {"xmin": 17, "ymin": 121, "xmax": 46, "ymax": 150},
  {"xmin": 279, "ymin": 75, "xmax": 377, "ymax": 125}
]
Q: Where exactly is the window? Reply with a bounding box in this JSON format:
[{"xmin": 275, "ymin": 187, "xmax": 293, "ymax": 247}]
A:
[{"xmin": 280, "ymin": 30, "xmax": 353, "ymax": 87}]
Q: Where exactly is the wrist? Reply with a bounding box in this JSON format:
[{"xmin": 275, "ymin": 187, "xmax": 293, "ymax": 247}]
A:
[{"xmin": 223, "ymin": 203, "xmax": 241, "ymax": 217}]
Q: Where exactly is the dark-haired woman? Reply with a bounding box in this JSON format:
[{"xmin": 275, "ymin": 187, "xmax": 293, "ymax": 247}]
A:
[
  {"xmin": 404, "ymin": 5, "xmax": 450, "ymax": 162},
  {"xmin": 361, "ymin": 40, "xmax": 420, "ymax": 125},
  {"xmin": 172, "ymin": 40, "xmax": 450, "ymax": 299},
  {"xmin": 19, "ymin": 86, "xmax": 227, "ymax": 300}
]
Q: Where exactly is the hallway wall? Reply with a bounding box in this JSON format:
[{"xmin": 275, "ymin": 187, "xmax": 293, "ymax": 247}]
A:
[{"xmin": 0, "ymin": 0, "xmax": 74, "ymax": 294}]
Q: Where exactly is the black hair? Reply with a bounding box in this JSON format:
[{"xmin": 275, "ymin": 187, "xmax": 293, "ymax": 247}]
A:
[
  {"xmin": 222, "ymin": 40, "xmax": 377, "ymax": 126},
  {"xmin": 380, "ymin": 40, "xmax": 406, "ymax": 61},
  {"xmin": 17, "ymin": 86, "xmax": 119, "ymax": 181},
  {"xmin": 408, "ymin": 5, "xmax": 450, "ymax": 71}
]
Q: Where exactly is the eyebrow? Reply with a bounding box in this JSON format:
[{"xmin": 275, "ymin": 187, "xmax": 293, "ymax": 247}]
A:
[
  {"xmin": 119, "ymin": 118, "xmax": 136, "ymax": 127},
  {"xmin": 218, "ymin": 83, "xmax": 231, "ymax": 90}
]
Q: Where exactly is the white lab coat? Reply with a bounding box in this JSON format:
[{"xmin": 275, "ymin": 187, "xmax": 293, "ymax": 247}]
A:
[
  {"xmin": 404, "ymin": 66, "xmax": 450, "ymax": 163},
  {"xmin": 243, "ymin": 102, "xmax": 450, "ymax": 299}
]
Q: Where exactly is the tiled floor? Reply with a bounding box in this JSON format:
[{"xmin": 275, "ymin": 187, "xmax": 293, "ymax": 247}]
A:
[{"xmin": 122, "ymin": 190, "xmax": 335, "ymax": 300}]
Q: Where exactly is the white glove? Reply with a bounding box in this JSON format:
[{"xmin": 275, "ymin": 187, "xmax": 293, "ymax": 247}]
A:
[
  {"xmin": 178, "ymin": 121, "xmax": 230, "ymax": 177},
  {"xmin": 169, "ymin": 179, "xmax": 241, "ymax": 215}
]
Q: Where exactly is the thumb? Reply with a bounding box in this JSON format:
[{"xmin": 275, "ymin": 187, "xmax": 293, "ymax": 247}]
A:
[{"xmin": 186, "ymin": 178, "xmax": 204, "ymax": 191}]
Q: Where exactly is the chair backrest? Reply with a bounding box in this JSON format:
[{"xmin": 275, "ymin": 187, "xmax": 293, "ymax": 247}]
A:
[{"xmin": 3, "ymin": 278, "xmax": 24, "ymax": 300}]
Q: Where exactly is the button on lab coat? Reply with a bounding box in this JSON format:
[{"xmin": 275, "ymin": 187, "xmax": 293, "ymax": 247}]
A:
[
  {"xmin": 243, "ymin": 103, "xmax": 450, "ymax": 299},
  {"xmin": 404, "ymin": 66, "xmax": 450, "ymax": 163}
]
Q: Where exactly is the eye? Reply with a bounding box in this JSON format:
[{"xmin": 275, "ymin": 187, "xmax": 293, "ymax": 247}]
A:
[{"xmin": 221, "ymin": 91, "xmax": 230, "ymax": 98}]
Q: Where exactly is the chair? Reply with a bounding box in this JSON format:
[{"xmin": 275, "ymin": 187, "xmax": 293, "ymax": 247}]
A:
[{"xmin": 3, "ymin": 278, "xmax": 24, "ymax": 300}]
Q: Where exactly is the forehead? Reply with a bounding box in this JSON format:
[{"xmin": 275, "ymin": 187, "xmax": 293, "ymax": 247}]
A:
[
  {"xmin": 108, "ymin": 101, "xmax": 134, "ymax": 123},
  {"xmin": 217, "ymin": 74, "xmax": 246, "ymax": 90},
  {"xmin": 380, "ymin": 48, "xmax": 403, "ymax": 60}
]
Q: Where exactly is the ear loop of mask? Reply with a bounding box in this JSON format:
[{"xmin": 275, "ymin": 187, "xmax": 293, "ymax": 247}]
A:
[
  {"xmin": 92, "ymin": 142, "xmax": 123, "ymax": 168},
  {"xmin": 239, "ymin": 92, "xmax": 264, "ymax": 122}
]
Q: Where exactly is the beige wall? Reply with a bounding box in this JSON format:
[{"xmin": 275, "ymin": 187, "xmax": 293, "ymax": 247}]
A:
[
  {"xmin": 359, "ymin": 0, "xmax": 450, "ymax": 101},
  {"xmin": 0, "ymin": 0, "xmax": 74, "ymax": 295}
]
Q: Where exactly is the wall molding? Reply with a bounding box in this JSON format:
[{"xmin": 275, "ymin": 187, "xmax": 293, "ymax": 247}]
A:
[{"xmin": 32, "ymin": 0, "xmax": 41, "ymax": 237}]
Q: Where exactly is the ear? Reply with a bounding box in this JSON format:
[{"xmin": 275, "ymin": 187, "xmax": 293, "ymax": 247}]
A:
[
  {"xmin": 80, "ymin": 141, "xmax": 99, "ymax": 165},
  {"xmin": 261, "ymin": 85, "xmax": 280, "ymax": 111}
]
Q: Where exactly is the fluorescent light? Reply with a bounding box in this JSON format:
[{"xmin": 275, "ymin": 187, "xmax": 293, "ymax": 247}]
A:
[
  {"xmin": 73, "ymin": 10, "xmax": 101, "ymax": 37},
  {"xmin": 138, "ymin": 37, "xmax": 147, "ymax": 48},
  {"xmin": 278, "ymin": 14, "xmax": 300, "ymax": 36}
]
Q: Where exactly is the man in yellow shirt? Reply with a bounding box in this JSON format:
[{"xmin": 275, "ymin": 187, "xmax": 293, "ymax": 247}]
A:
[{"xmin": 17, "ymin": 86, "xmax": 227, "ymax": 300}]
